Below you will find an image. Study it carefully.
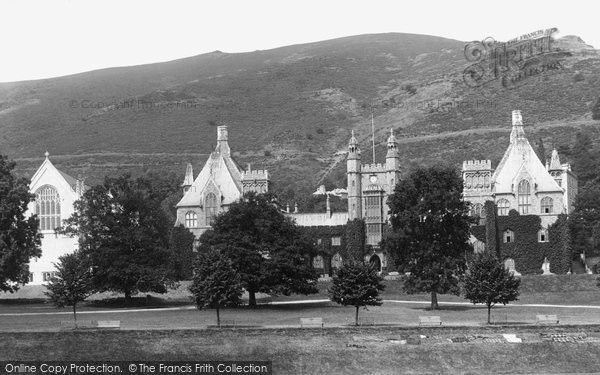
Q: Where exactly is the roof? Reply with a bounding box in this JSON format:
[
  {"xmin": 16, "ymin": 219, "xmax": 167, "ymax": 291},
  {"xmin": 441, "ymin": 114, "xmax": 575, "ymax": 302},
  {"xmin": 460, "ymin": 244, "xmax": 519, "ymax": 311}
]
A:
[
  {"xmin": 285, "ymin": 212, "xmax": 349, "ymax": 227},
  {"xmin": 492, "ymin": 115, "xmax": 561, "ymax": 194}
]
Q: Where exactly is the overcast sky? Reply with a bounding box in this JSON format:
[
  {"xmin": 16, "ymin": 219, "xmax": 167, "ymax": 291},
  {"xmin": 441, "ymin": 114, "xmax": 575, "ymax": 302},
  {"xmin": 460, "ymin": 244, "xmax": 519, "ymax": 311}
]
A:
[{"xmin": 1, "ymin": 0, "xmax": 597, "ymax": 83}]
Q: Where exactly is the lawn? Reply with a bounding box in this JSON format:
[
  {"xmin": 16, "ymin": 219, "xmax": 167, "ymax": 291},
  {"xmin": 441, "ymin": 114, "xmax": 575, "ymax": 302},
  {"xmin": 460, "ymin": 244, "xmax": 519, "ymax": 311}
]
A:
[{"xmin": 1, "ymin": 327, "xmax": 600, "ymax": 374}]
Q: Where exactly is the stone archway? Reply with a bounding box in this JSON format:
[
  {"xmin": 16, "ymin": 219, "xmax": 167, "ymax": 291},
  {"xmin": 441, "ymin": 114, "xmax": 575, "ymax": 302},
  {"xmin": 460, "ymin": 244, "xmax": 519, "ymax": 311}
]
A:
[{"xmin": 369, "ymin": 254, "xmax": 382, "ymax": 272}]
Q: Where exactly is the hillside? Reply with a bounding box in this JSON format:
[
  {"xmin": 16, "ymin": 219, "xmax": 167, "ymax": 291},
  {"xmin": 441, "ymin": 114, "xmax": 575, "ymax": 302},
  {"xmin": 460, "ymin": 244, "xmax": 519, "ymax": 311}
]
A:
[{"xmin": 1, "ymin": 32, "xmax": 599, "ymax": 206}]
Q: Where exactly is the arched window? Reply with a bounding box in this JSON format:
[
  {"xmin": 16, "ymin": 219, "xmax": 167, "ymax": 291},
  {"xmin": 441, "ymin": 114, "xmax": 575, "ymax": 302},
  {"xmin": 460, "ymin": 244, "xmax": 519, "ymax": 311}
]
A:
[
  {"xmin": 35, "ymin": 185, "xmax": 61, "ymax": 231},
  {"xmin": 503, "ymin": 229, "xmax": 514, "ymax": 243},
  {"xmin": 538, "ymin": 228, "xmax": 549, "ymax": 242},
  {"xmin": 497, "ymin": 199, "xmax": 510, "ymax": 216},
  {"xmin": 541, "ymin": 196, "xmax": 553, "ymax": 214},
  {"xmin": 185, "ymin": 211, "xmax": 197, "ymax": 228},
  {"xmin": 205, "ymin": 193, "xmax": 217, "ymax": 225},
  {"xmin": 518, "ymin": 180, "xmax": 531, "ymax": 214},
  {"xmin": 471, "ymin": 203, "xmax": 484, "ymax": 217},
  {"xmin": 331, "ymin": 253, "xmax": 342, "ymax": 269},
  {"xmin": 312, "ymin": 255, "xmax": 324, "ymax": 269}
]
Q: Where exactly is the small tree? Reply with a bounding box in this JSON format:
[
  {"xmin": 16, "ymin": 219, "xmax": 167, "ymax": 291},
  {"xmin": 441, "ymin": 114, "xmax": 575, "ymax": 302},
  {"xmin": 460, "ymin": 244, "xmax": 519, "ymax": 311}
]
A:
[
  {"xmin": 464, "ymin": 252, "xmax": 521, "ymax": 324},
  {"xmin": 189, "ymin": 249, "xmax": 243, "ymax": 327},
  {"xmin": 44, "ymin": 252, "xmax": 94, "ymax": 326},
  {"xmin": 329, "ymin": 261, "xmax": 385, "ymax": 326}
]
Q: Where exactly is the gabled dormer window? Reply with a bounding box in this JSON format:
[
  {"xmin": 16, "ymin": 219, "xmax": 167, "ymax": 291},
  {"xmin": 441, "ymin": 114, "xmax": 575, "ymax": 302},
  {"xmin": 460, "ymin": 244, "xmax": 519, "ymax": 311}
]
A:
[{"xmin": 503, "ymin": 229, "xmax": 514, "ymax": 243}]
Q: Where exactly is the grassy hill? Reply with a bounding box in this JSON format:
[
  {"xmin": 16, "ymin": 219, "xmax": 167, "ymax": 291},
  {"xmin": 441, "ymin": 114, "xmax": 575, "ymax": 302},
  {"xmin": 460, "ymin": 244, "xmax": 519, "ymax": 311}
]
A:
[{"xmin": 1, "ymin": 32, "xmax": 599, "ymax": 206}]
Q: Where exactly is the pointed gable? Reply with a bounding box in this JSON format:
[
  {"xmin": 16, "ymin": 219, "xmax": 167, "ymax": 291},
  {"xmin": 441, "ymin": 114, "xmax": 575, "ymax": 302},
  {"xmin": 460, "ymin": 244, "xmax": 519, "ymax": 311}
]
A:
[
  {"xmin": 492, "ymin": 111, "xmax": 561, "ymax": 194},
  {"xmin": 176, "ymin": 126, "xmax": 244, "ymax": 208}
]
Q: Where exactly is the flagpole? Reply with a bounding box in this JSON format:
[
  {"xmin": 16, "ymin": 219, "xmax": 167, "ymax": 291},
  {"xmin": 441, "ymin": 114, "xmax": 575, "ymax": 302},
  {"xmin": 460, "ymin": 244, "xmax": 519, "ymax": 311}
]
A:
[{"xmin": 371, "ymin": 113, "xmax": 375, "ymax": 163}]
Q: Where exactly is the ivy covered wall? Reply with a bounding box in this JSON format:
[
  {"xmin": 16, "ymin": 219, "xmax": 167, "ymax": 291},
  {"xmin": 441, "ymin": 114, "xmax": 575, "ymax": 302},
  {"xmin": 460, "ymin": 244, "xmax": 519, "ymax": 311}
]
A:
[{"xmin": 470, "ymin": 202, "xmax": 572, "ymax": 274}]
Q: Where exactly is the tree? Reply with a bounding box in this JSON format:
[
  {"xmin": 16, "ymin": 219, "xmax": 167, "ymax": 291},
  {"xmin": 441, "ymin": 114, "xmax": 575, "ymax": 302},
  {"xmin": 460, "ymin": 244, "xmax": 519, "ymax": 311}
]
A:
[
  {"xmin": 569, "ymin": 179, "xmax": 600, "ymax": 257},
  {"xmin": 0, "ymin": 155, "xmax": 42, "ymax": 292},
  {"xmin": 168, "ymin": 225, "xmax": 196, "ymax": 280},
  {"xmin": 464, "ymin": 251, "xmax": 521, "ymax": 324},
  {"xmin": 44, "ymin": 252, "xmax": 94, "ymax": 326},
  {"xmin": 199, "ymin": 192, "xmax": 318, "ymax": 307},
  {"xmin": 592, "ymin": 97, "xmax": 600, "ymax": 120},
  {"xmin": 329, "ymin": 261, "xmax": 385, "ymax": 325},
  {"xmin": 189, "ymin": 249, "xmax": 243, "ymax": 327},
  {"xmin": 383, "ymin": 166, "xmax": 472, "ymax": 309},
  {"xmin": 60, "ymin": 174, "xmax": 175, "ymax": 305}
]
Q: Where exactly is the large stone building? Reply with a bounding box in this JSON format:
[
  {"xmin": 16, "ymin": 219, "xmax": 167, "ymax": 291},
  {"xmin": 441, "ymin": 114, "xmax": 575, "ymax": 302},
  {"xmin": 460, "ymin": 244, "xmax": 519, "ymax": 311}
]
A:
[
  {"xmin": 463, "ymin": 110, "xmax": 578, "ymax": 274},
  {"xmin": 287, "ymin": 129, "xmax": 401, "ymax": 273},
  {"xmin": 175, "ymin": 125, "xmax": 269, "ymax": 237},
  {"xmin": 26, "ymin": 152, "xmax": 87, "ymax": 285}
]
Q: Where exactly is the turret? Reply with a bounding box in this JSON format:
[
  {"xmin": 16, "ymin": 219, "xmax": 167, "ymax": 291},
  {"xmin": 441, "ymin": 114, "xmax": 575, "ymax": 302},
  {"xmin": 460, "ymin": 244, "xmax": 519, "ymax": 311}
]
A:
[
  {"xmin": 182, "ymin": 163, "xmax": 194, "ymax": 194},
  {"xmin": 215, "ymin": 125, "xmax": 231, "ymax": 156},
  {"xmin": 510, "ymin": 110, "xmax": 526, "ymax": 143},
  {"xmin": 347, "ymin": 130, "xmax": 362, "ymax": 220},
  {"xmin": 385, "ymin": 128, "xmax": 401, "ymax": 191}
]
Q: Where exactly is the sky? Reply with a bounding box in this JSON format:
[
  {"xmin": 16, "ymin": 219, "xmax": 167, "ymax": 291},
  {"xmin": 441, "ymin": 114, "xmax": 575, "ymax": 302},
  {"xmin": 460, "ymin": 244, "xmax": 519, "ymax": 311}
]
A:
[{"xmin": 0, "ymin": 0, "xmax": 597, "ymax": 83}]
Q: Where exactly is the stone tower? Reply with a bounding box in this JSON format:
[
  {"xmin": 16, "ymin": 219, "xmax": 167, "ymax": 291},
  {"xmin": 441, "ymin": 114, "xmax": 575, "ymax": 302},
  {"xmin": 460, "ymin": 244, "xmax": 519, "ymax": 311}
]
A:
[
  {"xmin": 385, "ymin": 128, "xmax": 401, "ymax": 194},
  {"xmin": 347, "ymin": 130, "xmax": 362, "ymax": 220}
]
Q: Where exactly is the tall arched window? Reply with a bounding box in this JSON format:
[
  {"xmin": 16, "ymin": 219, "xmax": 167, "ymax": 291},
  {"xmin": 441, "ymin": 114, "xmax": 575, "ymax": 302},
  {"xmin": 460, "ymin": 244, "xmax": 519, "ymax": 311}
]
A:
[
  {"xmin": 541, "ymin": 196, "xmax": 553, "ymax": 214},
  {"xmin": 35, "ymin": 185, "xmax": 61, "ymax": 231},
  {"xmin": 185, "ymin": 211, "xmax": 197, "ymax": 228},
  {"xmin": 497, "ymin": 199, "xmax": 510, "ymax": 216},
  {"xmin": 518, "ymin": 180, "xmax": 531, "ymax": 214},
  {"xmin": 538, "ymin": 228, "xmax": 549, "ymax": 242},
  {"xmin": 205, "ymin": 193, "xmax": 217, "ymax": 225}
]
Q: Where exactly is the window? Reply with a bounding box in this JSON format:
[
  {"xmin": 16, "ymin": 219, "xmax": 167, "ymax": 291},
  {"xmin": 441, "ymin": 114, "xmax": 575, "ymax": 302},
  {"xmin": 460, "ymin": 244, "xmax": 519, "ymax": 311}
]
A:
[
  {"xmin": 518, "ymin": 180, "xmax": 531, "ymax": 214},
  {"xmin": 185, "ymin": 211, "xmax": 197, "ymax": 228},
  {"xmin": 331, "ymin": 237, "xmax": 341, "ymax": 246},
  {"xmin": 497, "ymin": 199, "xmax": 510, "ymax": 216},
  {"xmin": 538, "ymin": 228, "xmax": 549, "ymax": 242},
  {"xmin": 366, "ymin": 223, "xmax": 382, "ymax": 246},
  {"xmin": 42, "ymin": 271, "xmax": 57, "ymax": 282},
  {"xmin": 503, "ymin": 229, "xmax": 514, "ymax": 243},
  {"xmin": 28, "ymin": 273, "xmax": 34, "ymax": 283},
  {"xmin": 471, "ymin": 203, "xmax": 484, "ymax": 218},
  {"xmin": 331, "ymin": 253, "xmax": 342, "ymax": 269},
  {"xmin": 312, "ymin": 255, "xmax": 324, "ymax": 269},
  {"xmin": 205, "ymin": 193, "xmax": 217, "ymax": 225},
  {"xmin": 35, "ymin": 185, "xmax": 61, "ymax": 231},
  {"xmin": 541, "ymin": 197, "xmax": 553, "ymax": 214}
]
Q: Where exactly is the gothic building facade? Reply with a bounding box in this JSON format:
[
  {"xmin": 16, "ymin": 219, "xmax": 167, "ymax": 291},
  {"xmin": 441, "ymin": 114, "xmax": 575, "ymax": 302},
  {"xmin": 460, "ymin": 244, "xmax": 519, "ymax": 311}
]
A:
[
  {"xmin": 26, "ymin": 153, "xmax": 87, "ymax": 285},
  {"xmin": 286, "ymin": 129, "xmax": 401, "ymax": 274},
  {"xmin": 463, "ymin": 110, "xmax": 578, "ymax": 274},
  {"xmin": 175, "ymin": 125, "xmax": 269, "ymax": 237}
]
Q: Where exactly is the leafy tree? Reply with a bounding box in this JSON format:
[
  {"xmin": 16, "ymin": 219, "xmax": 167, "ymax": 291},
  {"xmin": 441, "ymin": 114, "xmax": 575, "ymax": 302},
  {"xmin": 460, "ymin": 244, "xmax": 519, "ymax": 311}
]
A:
[
  {"xmin": 60, "ymin": 174, "xmax": 175, "ymax": 305},
  {"xmin": 329, "ymin": 261, "xmax": 385, "ymax": 325},
  {"xmin": 168, "ymin": 225, "xmax": 196, "ymax": 280},
  {"xmin": 44, "ymin": 252, "xmax": 94, "ymax": 326},
  {"xmin": 383, "ymin": 166, "xmax": 472, "ymax": 309},
  {"xmin": 592, "ymin": 97, "xmax": 600, "ymax": 120},
  {"xmin": 569, "ymin": 179, "xmax": 600, "ymax": 257},
  {"xmin": 464, "ymin": 251, "xmax": 521, "ymax": 324},
  {"xmin": 199, "ymin": 192, "xmax": 318, "ymax": 307},
  {"xmin": 189, "ymin": 249, "xmax": 243, "ymax": 327},
  {"xmin": 571, "ymin": 132, "xmax": 599, "ymax": 186},
  {"xmin": 0, "ymin": 155, "xmax": 42, "ymax": 292}
]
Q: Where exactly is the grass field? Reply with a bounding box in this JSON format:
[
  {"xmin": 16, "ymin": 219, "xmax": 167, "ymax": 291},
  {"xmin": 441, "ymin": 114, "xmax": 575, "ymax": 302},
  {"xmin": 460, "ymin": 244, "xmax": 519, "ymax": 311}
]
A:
[{"xmin": 2, "ymin": 327, "xmax": 600, "ymax": 374}]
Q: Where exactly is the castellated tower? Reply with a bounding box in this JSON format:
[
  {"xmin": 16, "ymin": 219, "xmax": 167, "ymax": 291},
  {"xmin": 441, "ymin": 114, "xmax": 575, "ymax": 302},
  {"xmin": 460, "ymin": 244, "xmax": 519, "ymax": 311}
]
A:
[
  {"xmin": 347, "ymin": 130, "xmax": 362, "ymax": 220},
  {"xmin": 385, "ymin": 128, "xmax": 401, "ymax": 194},
  {"xmin": 241, "ymin": 164, "xmax": 269, "ymax": 194}
]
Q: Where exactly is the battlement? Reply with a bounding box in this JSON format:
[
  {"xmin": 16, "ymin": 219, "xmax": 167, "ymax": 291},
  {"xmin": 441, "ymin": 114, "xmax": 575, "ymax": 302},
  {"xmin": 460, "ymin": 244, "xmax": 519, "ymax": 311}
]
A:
[
  {"xmin": 362, "ymin": 163, "xmax": 386, "ymax": 173},
  {"xmin": 241, "ymin": 169, "xmax": 269, "ymax": 181},
  {"xmin": 462, "ymin": 160, "xmax": 492, "ymax": 171}
]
